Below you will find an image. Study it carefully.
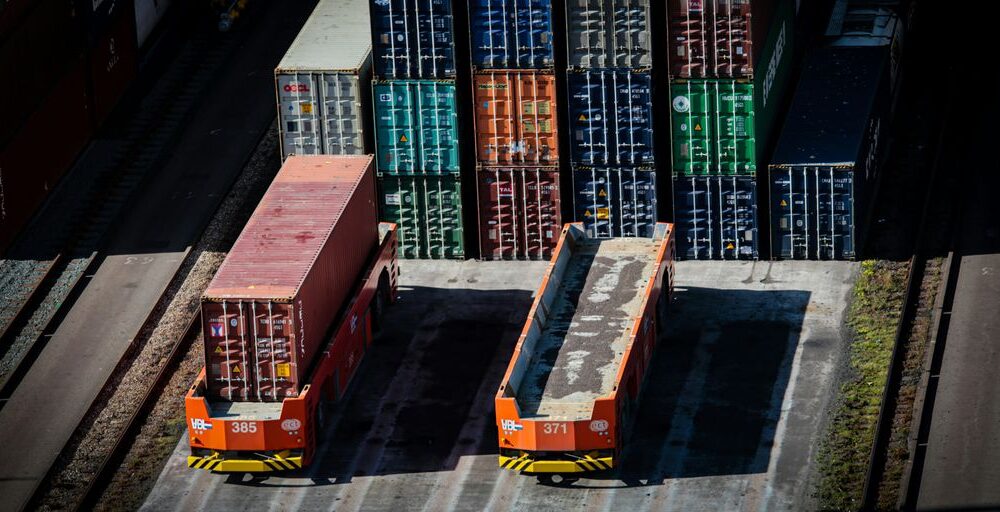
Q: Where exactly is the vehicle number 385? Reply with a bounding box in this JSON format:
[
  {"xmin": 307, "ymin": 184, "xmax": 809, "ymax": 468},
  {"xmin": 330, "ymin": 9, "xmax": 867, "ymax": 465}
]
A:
[
  {"xmin": 542, "ymin": 423, "xmax": 567, "ymax": 435},
  {"xmin": 231, "ymin": 421, "xmax": 258, "ymax": 434}
]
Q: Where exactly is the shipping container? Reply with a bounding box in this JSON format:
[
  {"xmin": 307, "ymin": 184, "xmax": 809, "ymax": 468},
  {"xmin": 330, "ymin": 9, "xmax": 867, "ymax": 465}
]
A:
[
  {"xmin": 474, "ymin": 70, "xmax": 559, "ymax": 166},
  {"xmin": 573, "ymin": 166, "xmax": 657, "ymax": 238},
  {"xmin": 567, "ymin": 69, "xmax": 654, "ymax": 166},
  {"xmin": 669, "ymin": 0, "xmax": 794, "ymax": 176},
  {"xmin": 673, "ymin": 175, "xmax": 758, "ymax": 260},
  {"xmin": 769, "ymin": 46, "xmax": 889, "ymax": 260},
  {"xmin": 374, "ymin": 79, "xmax": 461, "ymax": 174},
  {"xmin": 379, "ymin": 174, "xmax": 465, "ymax": 258},
  {"xmin": 276, "ymin": 0, "xmax": 373, "ymax": 159},
  {"xmin": 0, "ymin": 54, "xmax": 93, "ymax": 251},
  {"xmin": 825, "ymin": 0, "xmax": 903, "ymax": 114},
  {"xmin": 201, "ymin": 155, "xmax": 379, "ymax": 402},
  {"xmin": 87, "ymin": 0, "xmax": 138, "ymax": 128},
  {"xmin": 495, "ymin": 222, "xmax": 674, "ymax": 476},
  {"xmin": 666, "ymin": 0, "xmax": 788, "ymax": 79},
  {"xmin": 0, "ymin": 0, "xmax": 83, "ymax": 146},
  {"xmin": 469, "ymin": 0, "xmax": 554, "ymax": 69},
  {"xmin": 477, "ymin": 167, "xmax": 561, "ymax": 260},
  {"xmin": 134, "ymin": 0, "xmax": 171, "ymax": 47},
  {"xmin": 566, "ymin": 0, "xmax": 652, "ymax": 69},
  {"xmin": 370, "ymin": 0, "xmax": 457, "ymax": 79}
]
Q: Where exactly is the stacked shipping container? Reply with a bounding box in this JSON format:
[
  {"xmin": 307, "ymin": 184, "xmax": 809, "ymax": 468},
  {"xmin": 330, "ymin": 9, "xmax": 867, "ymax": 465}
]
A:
[
  {"xmin": 370, "ymin": 0, "xmax": 465, "ymax": 259},
  {"xmin": 667, "ymin": 0, "xmax": 796, "ymax": 260},
  {"xmin": 470, "ymin": 1, "xmax": 561, "ymax": 260},
  {"xmin": 567, "ymin": 0, "xmax": 657, "ymax": 238}
]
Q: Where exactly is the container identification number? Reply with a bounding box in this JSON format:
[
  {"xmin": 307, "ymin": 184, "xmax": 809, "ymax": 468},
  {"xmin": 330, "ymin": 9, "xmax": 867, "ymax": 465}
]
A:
[
  {"xmin": 231, "ymin": 422, "xmax": 258, "ymax": 434},
  {"xmin": 543, "ymin": 423, "xmax": 567, "ymax": 435}
]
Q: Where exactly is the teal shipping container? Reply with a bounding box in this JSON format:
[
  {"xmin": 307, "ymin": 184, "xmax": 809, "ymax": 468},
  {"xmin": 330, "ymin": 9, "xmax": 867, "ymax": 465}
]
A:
[
  {"xmin": 669, "ymin": 0, "xmax": 795, "ymax": 176},
  {"xmin": 374, "ymin": 80, "xmax": 461, "ymax": 174},
  {"xmin": 379, "ymin": 175, "xmax": 465, "ymax": 259}
]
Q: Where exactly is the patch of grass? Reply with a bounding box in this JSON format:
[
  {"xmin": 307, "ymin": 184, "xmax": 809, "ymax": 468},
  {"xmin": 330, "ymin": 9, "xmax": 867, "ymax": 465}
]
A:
[{"xmin": 816, "ymin": 259, "xmax": 909, "ymax": 511}]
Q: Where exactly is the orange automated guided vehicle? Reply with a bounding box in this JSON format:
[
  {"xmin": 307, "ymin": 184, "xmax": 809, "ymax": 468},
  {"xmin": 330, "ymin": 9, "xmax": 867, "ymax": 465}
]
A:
[{"xmin": 495, "ymin": 222, "xmax": 674, "ymax": 482}]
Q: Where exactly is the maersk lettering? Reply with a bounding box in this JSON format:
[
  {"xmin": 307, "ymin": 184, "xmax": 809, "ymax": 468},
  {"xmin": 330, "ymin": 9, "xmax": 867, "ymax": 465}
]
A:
[{"xmin": 762, "ymin": 22, "xmax": 787, "ymax": 109}]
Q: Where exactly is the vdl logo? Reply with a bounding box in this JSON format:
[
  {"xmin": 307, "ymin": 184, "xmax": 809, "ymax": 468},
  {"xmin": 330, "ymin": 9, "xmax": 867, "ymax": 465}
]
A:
[
  {"xmin": 501, "ymin": 419, "xmax": 523, "ymax": 432},
  {"xmin": 191, "ymin": 418, "xmax": 213, "ymax": 431}
]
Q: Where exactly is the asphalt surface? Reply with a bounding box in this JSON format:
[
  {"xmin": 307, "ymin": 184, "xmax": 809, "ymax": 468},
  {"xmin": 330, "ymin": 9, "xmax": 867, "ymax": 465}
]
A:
[
  {"xmin": 913, "ymin": 73, "xmax": 1000, "ymax": 510},
  {"xmin": 144, "ymin": 259, "xmax": 856, "ymax": 511},
  {"xmin": 0, "ymin": 4, "xmax": 318, "ymax": 511}
]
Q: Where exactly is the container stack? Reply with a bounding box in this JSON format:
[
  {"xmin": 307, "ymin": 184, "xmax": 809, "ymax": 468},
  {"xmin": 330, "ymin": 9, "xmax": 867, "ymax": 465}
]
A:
[
  {"xmin": 667, "ymin": 0, "xmax": 796, "ymax": 259},
  {"xmin": 469, "ymin": 0, "xmax": 562, "ymax": 260},
  {"xmin": 567, "ymin": 0, "xmax": 658, "ymax": 238},
  {"xmin": 369, "ymin": 0, "xmax": 465, "ymax": 259}
]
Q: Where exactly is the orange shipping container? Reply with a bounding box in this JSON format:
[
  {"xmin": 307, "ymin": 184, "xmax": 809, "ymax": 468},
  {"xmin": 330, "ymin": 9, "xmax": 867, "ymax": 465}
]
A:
[{"xmin": 474, "ymin": 70, "xmax": 559, "ymax": 166}]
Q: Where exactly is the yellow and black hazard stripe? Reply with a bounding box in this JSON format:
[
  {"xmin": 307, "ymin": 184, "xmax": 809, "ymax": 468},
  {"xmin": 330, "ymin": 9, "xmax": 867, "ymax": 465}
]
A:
[
  {"xmin": 573, "ymin": 455, "xmax": 611, "ymax": 472},
  {"xmin": 262, "ymin": 457, "xmax": 300, "ymax": 471},
  {"xmin": 188, "ymin": 456, "xmax": 223, "ymax": 471},
  {"xmin": 500, "ymin": 454, "xmax": 533, "ymax": 472}
]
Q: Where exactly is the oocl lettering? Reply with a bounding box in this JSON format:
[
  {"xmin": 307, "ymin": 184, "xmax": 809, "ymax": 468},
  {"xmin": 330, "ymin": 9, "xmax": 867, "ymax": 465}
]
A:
[
  {"xmin": 762, "ymin": 22, "xmax": 787, "ymax": 110},
  {"xmin": 284, "ymin": 83, "xmax": 310, "ymax": 93}
]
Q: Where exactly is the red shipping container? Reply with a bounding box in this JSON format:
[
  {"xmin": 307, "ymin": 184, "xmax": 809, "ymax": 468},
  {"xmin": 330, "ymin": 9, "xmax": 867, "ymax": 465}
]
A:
[
  {"xmin": 0, "ymin": 54, "xmax": 94, "ymax": 251},
  {"xmin": 667, "ymin": 0, "xmax": 779, "ymax": 78},
  {"xmin": 474, "ymin": 70, "xmax": 559, "ymax": 166},
  {"xmin": 201, "ymin": 155, "xmax": 378, "ymax": 402},
  {"xmin": 87, "ymin": 0, "xmax": 138, "ymax": 128},
  {"xmin": 477, "ymin": 166, "xmax": 561, "ymax": 261}
]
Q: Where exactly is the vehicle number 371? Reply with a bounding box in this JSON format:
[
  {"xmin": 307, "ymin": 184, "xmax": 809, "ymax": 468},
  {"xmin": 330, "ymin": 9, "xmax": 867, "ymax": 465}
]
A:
[
  {"xmin": 231, "ymin": 422, "xmax": 258, "ymax": 434},
  {"xmin": 543, "ymin": 423, "xmax": 567, "ymax": 435}
]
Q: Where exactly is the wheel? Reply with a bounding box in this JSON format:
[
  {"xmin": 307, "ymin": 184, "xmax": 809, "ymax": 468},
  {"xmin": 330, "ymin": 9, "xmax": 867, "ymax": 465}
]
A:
[{"xmin": 537, "ymin": 474, "xmax": 579, "ymax": 486}]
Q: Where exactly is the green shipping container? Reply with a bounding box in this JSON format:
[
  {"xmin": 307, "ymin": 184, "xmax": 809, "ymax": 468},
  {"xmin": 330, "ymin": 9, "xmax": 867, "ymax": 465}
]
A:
[
  {"xmin": 669, "ymin": 0, "xmax": 795, "ymax": 176},
  {"xmin": 379, "ymin": 175, "xmax": 465, "ymax": 259},
  {"xmin": 374, "ymin": 80, "xmax": 461, "ymax": 174}
]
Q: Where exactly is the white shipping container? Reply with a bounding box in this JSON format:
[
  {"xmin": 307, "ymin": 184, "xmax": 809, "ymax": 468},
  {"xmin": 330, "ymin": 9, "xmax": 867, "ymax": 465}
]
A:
[
  {"xmin": 275, "ymin": 0, "xmax": 373, "ymax": 159},
  {"xmin": 134, "ymin": 0, "xmax": 171, "ymax": 48}
]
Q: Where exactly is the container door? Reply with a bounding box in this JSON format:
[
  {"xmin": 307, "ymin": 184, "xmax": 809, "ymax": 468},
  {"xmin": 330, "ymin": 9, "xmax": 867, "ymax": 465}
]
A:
[
  {"xmin": 471, "ymin": 0, "xmax": 553, "ymax": 69},
  {"xmin": 469, "ymin": 0, "xmax": 508, "ymax": 68},
  {"xmin": 612, "ymin": 0, "xmax": 652, "ymax": 68},
  {"xmin": 770, "ymin": 167, "xmax": 801, "ymax": 259},
  {"xmin": 475, "ymin": 72, "xmax": 516, "ymax": 164},
  {"xmin": 612, "ymin": 71, "xmax": 654, "ymax": 165},
  {"xmin": 417, "ymin": 81, "xmax": 460, "ymax": 172},
  {"xmin": 575, "ymin": 167, "xmax": 614, "ymax": 238},
  {"xmin": 712, "ymin": 0, "xmax": 753, "ymax": 76},
  {"xmin": 571, "ymin": 71, "xmax": 653, "ymax": 166},
  {"xmin": 520, "ymin": 168, "xmax": 561, "ymax": 259},
  {"xmin": 321, "ymin": 73, "xmax": 363, "ymax": 155},
  {"xmin": 415, "ymin": 0, "xmax": 457, "ymax": 78},
  {"xmin": 374, "ymin": 82, "xmax": 417, "ymax": 172},
  {"xmin": 515, "ymin": 0, "xmax": 554, "ymax": 68},
  {"xmin": 668, "ymin": 0, "xmax": 709, "ymax": 78},
  {"xmin": 203, "ymin": 301, "xmax": 257, "ymax": 401},
  {"xmin": 674, "ymin": 175, "xmax": 757, "ymax": 260},
  {"xmin": 379, "ymin": 177, "xmax": 423, "ymax": 258},
  {"xmin": 370, "ymin": 0, "xmax": 413, "ymax": 78},
  {"xmin": 615, "ymin": 168, "xmax": 657, "ymax": 237},
  {"xmin": 717, "ymin": 175, "xmax": 758, "ymax": 259},
  {"xmin": 248, "ymin": 302, "xmax": 298, "ymax": 401},
  {"xmin": 379, "ymin": 176, "xmax": 465, "ymax": 259},
  {"xmin": 424, "ymin": 175, "xmax": 465, "ymax": 258},
  {"xmin": 517, "ymin": 72, "xmax": 558, "ymax": 164},
  {"xmin": 277, "ymin": 73, "xmax": 322, "ymax": 158},
  {"xmin": 479, "ymin": 169, "xmax": 519, "ymax": 259},
  {"xmin": 670, "ymin": 81, "xmax": 714, "ymax": 175},
  {"xmin": 715, "ymin": 82, "xmax": 756, "ymax": 174},
  {"xmin": 567, "ymin": 0, "xmax": 607, "ymax": 68}
]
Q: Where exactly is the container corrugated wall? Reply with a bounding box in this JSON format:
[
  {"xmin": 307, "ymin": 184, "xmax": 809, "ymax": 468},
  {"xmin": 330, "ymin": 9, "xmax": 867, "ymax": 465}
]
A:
[
  {"xmin": 477, "ymin": 167, "xmax": 561, "ymax": 260},
  {"xmin": 673, "ymin": 175, "xmax": 758, "ymax": 260},
  {"xmin": 379, "ymin": 175, "xmax": 465, "ymax": 259},
  {"xmin": 275, "ymin": 0, "xmax": 373, "ymax": 159},
  {"xmin": 573, "ymin": 166, "xmax": 657, "ymax": 238},
  {"xmin": 370, "ymin": 0, "xmax": 457, "ymax": 79},
  {"xmin": 469, "ymin": 0, "xmax": 555, "ymax": 69}
]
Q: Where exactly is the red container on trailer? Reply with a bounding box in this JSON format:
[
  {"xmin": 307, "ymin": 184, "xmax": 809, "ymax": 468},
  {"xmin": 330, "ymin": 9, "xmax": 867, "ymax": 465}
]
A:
[
  {"xmin": 667, "ymin": 0, "xmax": 780, "ymax": 78},
  {"xmin": 477, "ymin": 167, "xmax": 562, "ymax": 261},
  {"xmin": 201, "ymin": 155, "xmax": 378, "ymax": 402},
  {"xmin": 473, "ymin": 70, "xmax": 559, "ymax": 166}
]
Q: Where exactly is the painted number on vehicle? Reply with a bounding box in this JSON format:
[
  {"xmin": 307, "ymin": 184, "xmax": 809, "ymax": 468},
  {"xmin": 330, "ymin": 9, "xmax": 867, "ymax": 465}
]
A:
[
  {"xmin": 231, "ymin": 422, "xmax": 258, "ymax": 434},
  {"xmin": 543, "ymin": 423, "xmax": 567, "ymax": 435}
]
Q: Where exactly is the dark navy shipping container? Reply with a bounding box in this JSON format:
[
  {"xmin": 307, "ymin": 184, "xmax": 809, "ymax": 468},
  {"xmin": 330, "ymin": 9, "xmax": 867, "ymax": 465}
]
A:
[
  {"xmin": 469, "ymin": 0, "xmax": 554, "ymax": 69},
  {"xmin": 567, "ymin": 69, "xmax": 654, "ymax": 166},
  {"xmin": 370, "ymin": 0, "xmax": 457, "ymax": 78},
  {"xmin": 673, "ymin": 175, "xmax": 758, "ymax": 260},
  {"xmin": 768, "ymin": 46, "xmax": 889, "ymax": 260},
  {"xmin": 573, "ymin": 166, "xmax": 657, "ymax": 238}
]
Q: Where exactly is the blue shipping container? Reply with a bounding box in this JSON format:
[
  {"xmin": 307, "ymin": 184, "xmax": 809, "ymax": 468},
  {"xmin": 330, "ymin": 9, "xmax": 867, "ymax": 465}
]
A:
[
  {"xmin": 567, "ymin": 70, "xmax": 654, "ymax": 166},
  {"xmin": 770, "ymin": 167, "xmax": 856, "ymax": 260},
  {"xmin": 370, "ymin": 0, "xmax": 457, "ymax": 79},
  {"xmin": 574, "ymin": 166, "xmax": 657, "ymax": 238},
  {"xmin": 469, "ymin": 0, "xmax": 554, "ymax": 69},
  {"xmin": 673, "ymin": 175, "xmax": 758, "ymax": 260}
]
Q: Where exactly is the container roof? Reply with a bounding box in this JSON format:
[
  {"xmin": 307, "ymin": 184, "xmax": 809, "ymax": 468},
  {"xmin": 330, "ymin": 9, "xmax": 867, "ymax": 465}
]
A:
[
  {"xmin": 276, "ymin": 0, "xmax": 371, "ymax": 72},
  {"xmin": 770, "ymin": 46, "xmax": 888, "ymax": 166},
  {"xmin": 204, "ymin": 155, "xmax": 373, "ymax": 300}
]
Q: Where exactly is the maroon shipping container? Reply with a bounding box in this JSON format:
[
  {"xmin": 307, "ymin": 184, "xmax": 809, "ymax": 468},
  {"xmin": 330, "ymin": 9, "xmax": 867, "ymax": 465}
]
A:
[
  {"xmin": 667, "ymin": 0, "xmax": 779, "ymax": 78},
  {"xmin": 477, "ymin": 167, "xmax": 561, "ymax": 261},
  {"xmin": 201, "ymin": 155, "xmax": 378, "ymax": 402},
  {"xmin": 0, "ymin": 54, "xmax": 94, "ymax": 251},
  {"xmin": 87, "ymin": 0, "xmax": 138, "ymax": 128}
]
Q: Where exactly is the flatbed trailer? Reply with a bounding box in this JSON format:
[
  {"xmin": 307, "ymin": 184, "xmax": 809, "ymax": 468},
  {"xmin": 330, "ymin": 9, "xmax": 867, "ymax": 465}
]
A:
[
  {"xmin": 495, "ymin": 222, "xmax": 675, "ymax": 480},
  {"xmin": 185, "ymin": 223, "xmax": 398, "ymax": 472}
]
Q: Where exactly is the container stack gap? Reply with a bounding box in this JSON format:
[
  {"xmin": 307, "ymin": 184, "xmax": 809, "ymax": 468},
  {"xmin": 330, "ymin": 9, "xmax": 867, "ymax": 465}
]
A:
[
  {"xmin": 667, "ymin": 0, "xmax": 796, "ymax": 260},
  {"xmin": 470, "ymin": 0, "xmax": 562, "ymax": 260},
  {"xmin": 565, "ymin": 0, "xmax": 657, "ymax": 239},
  {"xmin": 369, "ymin": 0, "xmax": 466, "ymax": 259}
]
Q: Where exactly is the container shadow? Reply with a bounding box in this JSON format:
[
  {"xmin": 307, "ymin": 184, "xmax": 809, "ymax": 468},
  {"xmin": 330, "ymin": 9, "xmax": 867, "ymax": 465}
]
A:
[{"xmin": 615, "ymin": 285, "xmax": 811, "ymax": 481}]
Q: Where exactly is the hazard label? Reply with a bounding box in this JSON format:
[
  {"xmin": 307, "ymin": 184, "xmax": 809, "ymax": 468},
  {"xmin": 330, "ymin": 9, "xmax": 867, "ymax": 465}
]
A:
[
  {"xmin": 232, "ymin": 365, "xmax": 242, "ymax": 375},
  {"xmin": 300, "ymin": 102, "xmax": 313, "ymax": 114},
  {"xmin": 276, "ymin": 363, "xmax": 291, "ymax": 378},
  {"xmin": 584, "ymin": 209, "xmax": 593, "ymax": 217},
  {"xmin": 578, "ymin": 114, "xmax": 587, "ymax": 121},
  {"xmin": 598, "ymin": 189, "xmax": 607, "ymax": 197},
  {"xmin": 597, "ymin": 208, "xmax": 610, "ymax": 220},
  {"xmin": 400, "ymin": 134, "xmax": 408, "ymax": 142},
  {"xmin": 694, "ymin": 123, "xmax": 702, "ymax": 131},
  {"xmin": 214, "ymin": 346, "xmax": 224, "ymax": 355},
  {"xmin": 780, "ymin": 200, "xmax": 788, "ymax": 206},
  {"xmin": 726, "ymin": 243, "xmax": 735, "ymax": 250}
]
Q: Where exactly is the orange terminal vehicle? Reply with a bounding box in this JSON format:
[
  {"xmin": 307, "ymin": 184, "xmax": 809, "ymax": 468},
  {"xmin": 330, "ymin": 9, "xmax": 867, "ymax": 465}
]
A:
[
  {"xmin": 185, "ymin": 155, "xmax": 398, "ymax": 472},
  {"xmin": 495, "ymin": 222, "xmax": 675, "ymax": 483}
]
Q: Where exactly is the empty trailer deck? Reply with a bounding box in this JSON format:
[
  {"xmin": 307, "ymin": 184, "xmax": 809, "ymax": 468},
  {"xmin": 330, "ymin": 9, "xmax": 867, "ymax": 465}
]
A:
[{"xmin": 516, "ymin": 237, "xmax": 662, "ymax": 420}]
